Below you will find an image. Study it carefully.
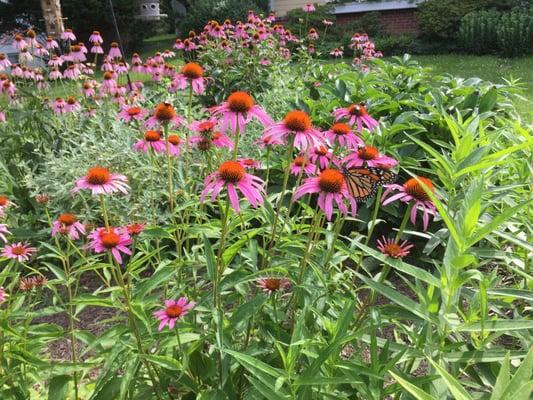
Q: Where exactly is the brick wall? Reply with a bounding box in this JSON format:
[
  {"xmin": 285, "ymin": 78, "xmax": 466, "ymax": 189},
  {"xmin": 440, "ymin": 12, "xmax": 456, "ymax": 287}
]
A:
[{"xmin": 336, "ymin": 9, "xmax": 419, "ymax": 35}]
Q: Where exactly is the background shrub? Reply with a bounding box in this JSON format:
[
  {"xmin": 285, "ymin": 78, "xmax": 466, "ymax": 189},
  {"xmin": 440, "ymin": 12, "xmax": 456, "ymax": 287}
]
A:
[
  {"xmin": 458, "ymin": 6, "xmax": 533, "ymax": 56},
  {"xmin": 458, "ymin": 10, "xmax": 501, "ymax": 55},
  {"xmin": 418, "ymin": 0, "xmax": 527, "ymax": 41},
  {"xmin": 375, "ymin": 34, "xmax": 417, "ymax": 56},
  {"xmin": 497, "ymin": 7, "xmax": 533, "ymax": 56},
  {"xmin": 178, "ymin": 0, "xmax": 267, "ymax": 35}
]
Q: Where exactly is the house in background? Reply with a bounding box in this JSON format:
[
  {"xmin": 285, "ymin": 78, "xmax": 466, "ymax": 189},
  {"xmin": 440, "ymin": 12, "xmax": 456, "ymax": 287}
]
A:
[{"xmin": 270, "ymin": 0, "xmax": 423, "ymax": 35}]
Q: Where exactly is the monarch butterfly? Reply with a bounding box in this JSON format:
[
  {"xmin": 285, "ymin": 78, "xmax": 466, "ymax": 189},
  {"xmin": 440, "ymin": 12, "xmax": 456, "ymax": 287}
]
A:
[{"xmin": 342, "ymin": 167, "xmax": 397, "ymax": 202}]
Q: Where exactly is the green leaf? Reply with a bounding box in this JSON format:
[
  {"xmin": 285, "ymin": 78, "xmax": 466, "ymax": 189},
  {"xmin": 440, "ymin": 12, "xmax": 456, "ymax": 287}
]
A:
[
  {"xmin": 134, "ymin": 262, "xmax": 175, "ymax": 299},
  {"xmin": 224, "ymin": 349, "xmax": 285, "ymax": 379},
  {"xmin": 293, "ymin": 376, "xmax": 362, "ymax": 386},
  {"xmin": 48, "ymin": 375, "xmax": 71, "ymax": 400},
  {"xmin": 119, "ymin": 356, "xmax": 140, "ymax": 400},
  {"xmin": 389, "ymin": 371, "xmax": 437, "ymax": 400},
  {"xmin": 486, "ymin": 289, "xmax": 533, "ymax": 302},
  {"xmin": 490, "ymin": 352, "xmax": 510, "ymax": 400},
  {"xmin": 356, "ymin": 273, "xmax": 438, "ymax": 324},
  {"xmin": 428, "ymin": 358, "xmax": 473, "ymax": 400},
  {"xmin": 222, "ymin": 228, "xmax": 262, "ymax": 267},
  {"xmin": 478, "ymin": 87, "xmax": 498, "ymax": 113},
  {"xmin": 456, "ymin": 320, "xmax": 533, "ymax": 332},
  {"xmin": 247, "ymin": 375, "xmax": 290, "ymax": 400},
  {"xmin": 229, "ymin": 294, "xmax": 268, "ymax": 331},
  {"xmin": 351, "ymin": 241, "xmax": 440, "ymax": 286},
  {"xmin": 468, "ymin": 199, "xmax": 533, "ymax": 247},
  {"xmin": 142, "ymin": 355, "xmax": 182, "ymax": 371},
  {"xmin": 203, "ymin": 234, "xmax": 216, "ymax": 281},
  {"xmin": 499, "ymin": 347, "xmax": 533, "ymax": 400}
]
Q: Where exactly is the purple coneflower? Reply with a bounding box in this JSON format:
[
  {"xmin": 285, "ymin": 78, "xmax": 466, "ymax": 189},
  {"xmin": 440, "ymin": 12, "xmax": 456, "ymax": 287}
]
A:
[
  {"xmin": 294, "ymin": 169, "xmax": 357, "ymax": 221},
  {"xmin": 153, "ymin": 297, "xmax": 195, "ymax": 331},
  {"xmin": 200, "ymin": 161, "xmax": 265, "ymax": 213},
  {"xmin": 72, "ymin": 166, "xmax": 129, "ymax": 196}
]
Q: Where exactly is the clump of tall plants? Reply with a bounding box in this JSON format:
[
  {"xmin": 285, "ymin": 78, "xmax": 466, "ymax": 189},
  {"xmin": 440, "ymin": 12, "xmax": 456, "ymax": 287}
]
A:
[{"xmin": 0, "ymin": 9, "xmax": 532, "ymax": 400}]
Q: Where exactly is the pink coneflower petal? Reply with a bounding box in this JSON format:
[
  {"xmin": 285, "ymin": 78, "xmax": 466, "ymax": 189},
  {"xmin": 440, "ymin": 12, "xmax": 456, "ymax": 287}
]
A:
[
  {"xmin": 1, "ymin": 242, "xmax": 37, "ymax": 262},
  {"xmin": 72, "ymin": 166, "xmax": 129, "ymax": 196},
  {"xmin": 200, "ymin": 161, "xmax": 265, "ymax": 213},
  {"xmin": 153, "ymin": 297, "xmax": 196, "ymax": 331}
]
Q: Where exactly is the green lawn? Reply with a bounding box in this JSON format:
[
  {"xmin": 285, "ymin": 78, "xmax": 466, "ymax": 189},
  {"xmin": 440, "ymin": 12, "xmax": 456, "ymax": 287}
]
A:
[{"xmin": 411, "ymin": 55, "xmax": 533, "ymax": 121}]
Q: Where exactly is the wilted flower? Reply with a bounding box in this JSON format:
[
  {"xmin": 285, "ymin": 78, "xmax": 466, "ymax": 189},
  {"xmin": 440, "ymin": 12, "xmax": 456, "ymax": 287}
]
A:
[
  {"xmin": 303, "ymin": 3, "xmax": 316, "ymax": 12},
  {"xmin": 153, "ymin": 297, "xmax": 196, "ymax": 330},
  {"xmin": 19, "ymin": 276, "xmax": 48, "ymax": 291},
  {"xmin": 377, "ymin": 236, "xmax": 414, "ymax": 259},
  {"xmin": 257, "ymin": 277, "xmax": 291, "ymax": 294},
  {"xmin": 35, "ymin": 194, "xmax": 50, "ymax": 204}
]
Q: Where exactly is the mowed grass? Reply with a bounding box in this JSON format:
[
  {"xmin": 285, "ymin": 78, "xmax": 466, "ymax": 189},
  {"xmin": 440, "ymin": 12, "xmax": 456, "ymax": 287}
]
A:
[{"xmin": 411, "ymin": 54, "xmax": 533, "ymax": 121}]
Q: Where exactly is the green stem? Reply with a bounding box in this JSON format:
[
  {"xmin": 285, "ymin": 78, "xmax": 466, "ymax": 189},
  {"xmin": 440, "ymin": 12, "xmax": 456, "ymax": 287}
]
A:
[
  {"xmin": 214, "ymin": 199, "xmax": 232, "ymax": 388},
  {"xmin": 185, "ymin": 84, "xmax": 193, "ymax": 182},
  {"xmin": 353, "ymin": 202, "xmax": 415, "ymax": 330},
  {"xmin": 287, "ymin": 211, "xmax": 322, "ymax": 324},
  {"xmin": 99, "ymin": 195, "xmax": 110, "ymax": 228},
  {"xmin": 110, "ymin": 256, "xmax": 164, "ymax": 400},
  {"xmin": 354, "ymin": 187, "xmax": 384, "ymax": 274},
  {"xmin": 324, "ymin": 215, "xmax": 346, "ymax": 273},
  {"xmin": 265, "ymin": 146, "xmax": 271, "ymax": 192},
  {"xmin": 232, "ymin": 114, "xmax": 240, "ymax": 160},
  {"xmin": 395, "ymin": 202, "xmax": 414, "ymax": 243},
  {"xmin": 365, "ymin": 186, "xmax": 383, "ymax": 247},
  {"xmin": 263, "ymin": 136, "xmax": 295, "ymax": 268},
  {"xmin": 163, "ymin": 123, "xmax": 175, "ymax": 214}
]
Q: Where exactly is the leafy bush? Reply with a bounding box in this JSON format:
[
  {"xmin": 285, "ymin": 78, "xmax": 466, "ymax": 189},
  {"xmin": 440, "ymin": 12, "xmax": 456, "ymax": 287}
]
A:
[
  {"xmin": 178, "ymin": 0, "xmax": 266, "ymax": 35},
  {"xmin": 459, "ymin": 10, "xmax": 501, "ymax": 54},
  {"xmin": 458, "ymin": 7, "xmax": 533, "ymax": 56},
  {"xmin": 0, "ymin": 13, "xmax": 532, "ymax": 400},
  {"xmin": 418, "ymin": 0, "xmax": 526, "ymax": 40},
  {"xmin": 497, "ymin": 7, "xmax": 533, "ymax": 56},
  {"xmin": 417, "ymin": 0, "xmax": 482, "ymax": 40},
  {"xmin": 374, "ymin": 34, "xmax": 417, "ymax": 56}
]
